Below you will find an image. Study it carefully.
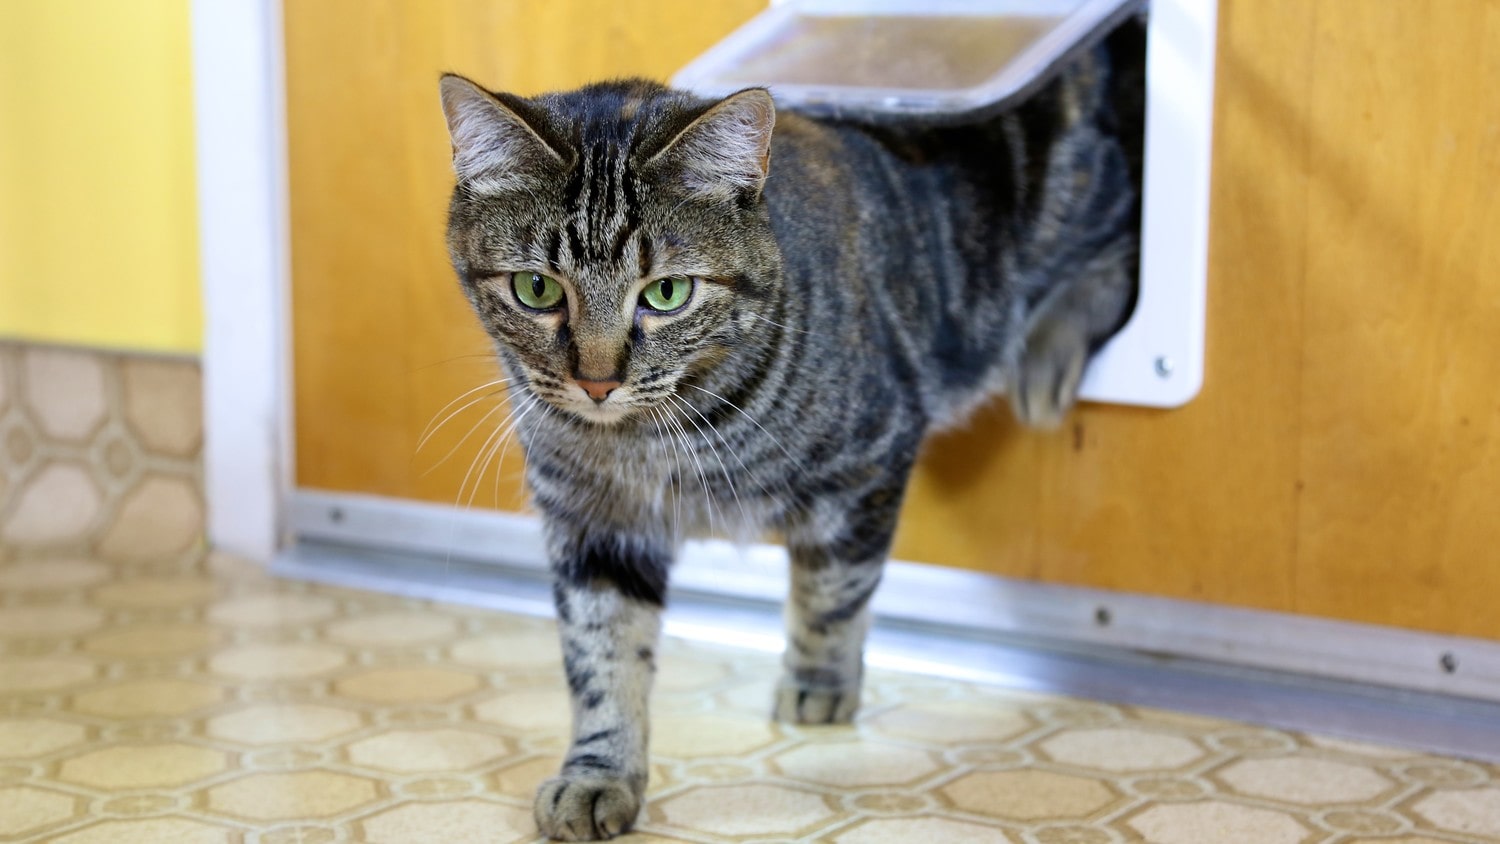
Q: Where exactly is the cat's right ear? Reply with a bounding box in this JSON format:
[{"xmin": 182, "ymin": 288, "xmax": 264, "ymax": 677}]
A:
[{"xmin": 439, "ymin": 74, "xmax": 563, "ymax": 192}]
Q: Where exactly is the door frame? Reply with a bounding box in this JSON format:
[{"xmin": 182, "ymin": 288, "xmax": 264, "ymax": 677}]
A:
[
  {"xmin": 192, "ymin": 0, "xmax": 1500, "ymax": 703},
  {"xmin": 193, "ymin": 0, "xmax": 291, "ymax": 563}
]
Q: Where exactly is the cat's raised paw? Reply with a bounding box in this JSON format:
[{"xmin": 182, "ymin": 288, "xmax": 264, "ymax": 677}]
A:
[
  {"xmin": 1008, "ymin": 317, "xmax": 1089, "ymax": 430},
  {"xmin": 535, "ymin": 776, "xmax": 641, "ymax": 841},
  {"xmin": 773, "ymin": 682, "xmax": 861, "ymax": 724}
]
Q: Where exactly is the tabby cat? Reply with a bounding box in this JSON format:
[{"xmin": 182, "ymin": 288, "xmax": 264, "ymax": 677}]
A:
[{"xmin": 438, "ymin": 23, "xmax": 1143, "ymax": 841}]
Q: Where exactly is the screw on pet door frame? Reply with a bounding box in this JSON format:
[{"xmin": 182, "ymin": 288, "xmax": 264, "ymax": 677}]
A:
[{"xmin": 1154, "ymin": 356, "xmax": 1174, "ymax": 378}]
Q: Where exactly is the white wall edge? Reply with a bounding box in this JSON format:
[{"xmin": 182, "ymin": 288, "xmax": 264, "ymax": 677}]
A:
[
  {"xmin": 193, "ymin": 0, "xmax": 291, "ymax": 563},
  {"xmin": 290, "ymin": 490, "xmax": 1500, "ymax": 703}
]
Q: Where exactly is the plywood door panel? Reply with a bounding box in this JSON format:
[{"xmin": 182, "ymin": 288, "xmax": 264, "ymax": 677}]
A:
[
  {"xmin": 288, "ymin": 0, "xmax": 1500, "ymax": 640},
  {"xmin": 1293, "ymin": 2, "xmax": 1500, "ymax": 629}
]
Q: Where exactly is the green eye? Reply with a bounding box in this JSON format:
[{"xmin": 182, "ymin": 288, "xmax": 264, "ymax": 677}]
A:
[
  {"xmin": 641, "ymin": 276, "xmax": 693, "ymax": 312},
  {"xmin": 512, "ymin": 272, "xmax": 564, "ymax": 310}
]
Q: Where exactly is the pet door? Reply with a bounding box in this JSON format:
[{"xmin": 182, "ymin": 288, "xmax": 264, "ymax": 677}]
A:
[{"xmin": 673, "ymin": 0, "xmax": 1219, "ymax": 407}]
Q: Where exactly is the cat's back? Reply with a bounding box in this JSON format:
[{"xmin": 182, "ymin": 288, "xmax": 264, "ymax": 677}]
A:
[{"xmin": 754, "ymin": 28, "xmax": 1145, "ymax": 423}]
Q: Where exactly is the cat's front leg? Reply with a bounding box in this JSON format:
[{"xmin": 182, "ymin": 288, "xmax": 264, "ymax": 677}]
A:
[
  {"xmin": 775, "ymin": 486, "xmax": 905, "ymax": 725},
  {"xmin": 534, "ymin": 529, "xmax": 668, "ymax": 841}
]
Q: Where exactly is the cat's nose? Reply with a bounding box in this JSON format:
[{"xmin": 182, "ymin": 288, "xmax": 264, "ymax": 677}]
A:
[{"xmin": 575, "ymin": 378, "xmax": 622, "ymax": 403}]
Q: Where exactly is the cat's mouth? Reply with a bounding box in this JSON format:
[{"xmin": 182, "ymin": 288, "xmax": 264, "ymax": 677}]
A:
[
  {"xmin": 509, "ymin": 367, "xmax": 640, "ymax": 426},
  {"xmin": 570, "ymin": 401, "xmax": 634, "ymax": 425},
  {"xmin": 553, "ymin": 382, "xmax": 638, "ymax": 426}
]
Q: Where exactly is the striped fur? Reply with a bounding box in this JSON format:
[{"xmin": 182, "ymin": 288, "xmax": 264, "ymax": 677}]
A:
[{"xmin": 441, "ymin": 24, "xmax": 1143, "ymax": 841}]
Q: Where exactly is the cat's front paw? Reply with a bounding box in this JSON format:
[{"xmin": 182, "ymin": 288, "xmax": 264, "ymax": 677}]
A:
[
  {"xmin": 535, "ymin": 775, "xmax": 641, "ymax": 841},
  {"xmin": 773, "ymin": 680, "xmax": 861, "ymax": 724}
]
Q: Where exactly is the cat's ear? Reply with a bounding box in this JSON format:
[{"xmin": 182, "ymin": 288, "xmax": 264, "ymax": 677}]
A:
[
  {"xmin": 439, "ymin": 74, "xmax": 564, "ymax": 192},
  {"xmin": 651, "ymin": 88, "xmax": 776, "ymax": 199}
]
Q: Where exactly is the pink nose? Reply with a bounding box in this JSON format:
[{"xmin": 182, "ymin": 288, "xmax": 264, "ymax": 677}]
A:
[{"xmin": 575, "ymin": 378, "xmax": 621, "ymax": 402}]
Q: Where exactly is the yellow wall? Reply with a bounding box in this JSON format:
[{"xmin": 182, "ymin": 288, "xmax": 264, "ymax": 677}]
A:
[{"xmin": 0, "ymin": 0, "xmax": 201, "ymax": 353}]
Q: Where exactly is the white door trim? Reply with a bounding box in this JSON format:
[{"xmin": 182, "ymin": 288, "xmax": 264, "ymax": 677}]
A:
[{"xmin": 192, "ymin": 0, "xmax": 292, "ymax": 562}]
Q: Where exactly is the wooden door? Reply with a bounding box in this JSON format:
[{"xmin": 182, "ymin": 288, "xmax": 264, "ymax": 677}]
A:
[{"xmin": 287, "ymin": 0, "xmax": 1500, "ymax": 640}]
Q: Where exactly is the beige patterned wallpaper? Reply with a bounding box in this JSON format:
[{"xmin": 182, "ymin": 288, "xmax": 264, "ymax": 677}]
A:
[{"xmin": 0, "ymin": 342, "xmax": 204, "ymax": 564}]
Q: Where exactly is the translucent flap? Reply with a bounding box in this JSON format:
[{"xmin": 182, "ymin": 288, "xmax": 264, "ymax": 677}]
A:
[{"xmin": 672, "ymin": 0, "xmax": 1142, "ymax": 118}]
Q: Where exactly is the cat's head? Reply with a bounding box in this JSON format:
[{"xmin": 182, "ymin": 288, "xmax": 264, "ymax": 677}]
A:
[{"xmin": 439, "ymin": 76, "xmax": 781, "ymax": 425}]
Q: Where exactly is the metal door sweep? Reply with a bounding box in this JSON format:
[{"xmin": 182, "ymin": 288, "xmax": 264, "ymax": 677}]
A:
[{"xmin": 672, "ymin": 0, "xmax": 1145, "ymax": 122}]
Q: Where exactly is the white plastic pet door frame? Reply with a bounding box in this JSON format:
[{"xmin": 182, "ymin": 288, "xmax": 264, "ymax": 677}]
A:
[
  {"xmin": 674, "ymin": 0, "xmax": 1218, "ymax": 408},
  {"xmin": 1092, "ymin": 0, "xmax": 1216, "ymax": 406}
]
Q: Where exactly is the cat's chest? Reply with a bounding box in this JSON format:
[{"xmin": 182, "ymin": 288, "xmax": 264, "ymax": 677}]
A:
[
  {"xmin": 524, "ymin": 420, "xmax": 769, "ymax": 536},
  {"xmin": 527, "ymin": 424, "xmax": 677, "ymax": 501}
]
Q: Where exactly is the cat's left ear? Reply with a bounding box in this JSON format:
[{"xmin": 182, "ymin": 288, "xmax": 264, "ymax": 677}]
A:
[{"xmin": 651, "ymin": 89, "xmax": 776, "ymax": 199}]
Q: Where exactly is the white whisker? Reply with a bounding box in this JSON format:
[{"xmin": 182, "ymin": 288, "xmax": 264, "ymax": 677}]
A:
[
  {"xmin": 745, "ymin": 312, "xmax": 811, "ymax": 335},
  {"xmin": 668, "ymin": 393, "xmax": 751, "ymax": 536},
  {"xmin": 646, "ymin": 406, "xmax": 683, "ymax": 548},
  {"xmin": 675, "ymin": 389, "xmax": 800, "ymax": 508},
  {"xmin": 455, "ymin": 395, "xmax": 532, "ymax": 507},
  {"xmin": 659, "ymin": 399, "xmax": 718, "ymax": 539},
  {"xmin": 466, "ymin": 396, "xmax": 540, "ymax": 510},
  {"xmin": 683, "ymin": 382, "xmax": 803, "ymax": 472},
  {"xmin": 417, "ymin": 377, "xmax": 514, "ymax": 447},
  {"xmin": 443, "ymin": 395, "xmax": 531, "ymax": 575},
  {"xmin": 491, "ymin": 398, "xmax": 546, "ymax": 507},
  {"xmin": 416, "ymin": 384, "xmax": 511, "ymax": 453},
  {"xmin": 422, "ymin": 400, "xmax": 509, "ymax": 477}
]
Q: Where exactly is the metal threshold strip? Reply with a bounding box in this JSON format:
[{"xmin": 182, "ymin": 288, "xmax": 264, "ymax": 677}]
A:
[{"xmin": 276, "ymin": 538, "xmax": 1500, "ymax": 765}]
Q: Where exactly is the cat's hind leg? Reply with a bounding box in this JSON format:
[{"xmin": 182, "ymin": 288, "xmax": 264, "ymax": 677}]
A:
[
  {"xmin": 534, "ymin": 529, "xmax": 667, "ymax": 841},
  {"xmin": 1007, "ymin": 245, "xmax": 1136, "ymax": 428}
]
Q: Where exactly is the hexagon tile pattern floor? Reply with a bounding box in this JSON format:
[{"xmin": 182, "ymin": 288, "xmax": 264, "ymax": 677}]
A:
[{"xmin": 2, "ymin": 552, "xmax": 1498, "ymax": 844}]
